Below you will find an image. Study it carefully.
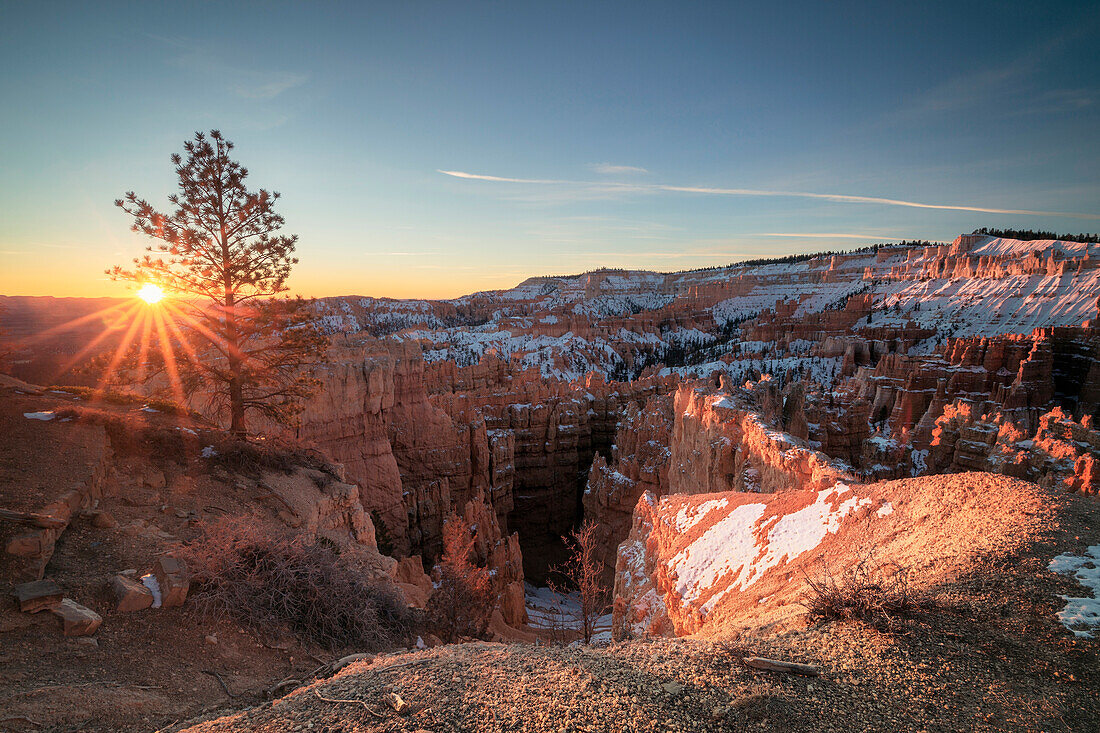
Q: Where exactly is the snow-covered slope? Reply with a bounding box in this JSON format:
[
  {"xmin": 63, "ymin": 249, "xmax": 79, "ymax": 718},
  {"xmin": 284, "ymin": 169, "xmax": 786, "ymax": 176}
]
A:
[
  {"xmin": 614, "ymin": 473, "xmax": 1054, "ymax": 637},
  {"xmin": 310, "ymin": 234, "xmax": 1100, "ymax": 383}
]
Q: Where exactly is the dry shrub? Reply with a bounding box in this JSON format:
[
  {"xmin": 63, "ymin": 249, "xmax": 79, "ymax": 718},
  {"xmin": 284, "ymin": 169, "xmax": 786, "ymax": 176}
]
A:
[
  {"xmin": 548, "ymin": 520, "xmax": 609, "ymax": 644},
  {"xmin": 803, "ymin": 554, "xmax": 931, "ymax": 629},
  {"xmin": 177, "ymin": 515, "xmax": 412, "ymax": 650},
  {"xmin": 426, "ymin": 513, "xmax": 492, "ymax": 642},
  {"xmin": 204, "ymin": 436, "xmax": 339, "ymax": 481}
]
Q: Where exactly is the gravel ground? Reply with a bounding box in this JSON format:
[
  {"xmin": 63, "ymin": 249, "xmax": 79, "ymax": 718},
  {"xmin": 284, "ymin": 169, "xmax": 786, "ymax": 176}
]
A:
[{"xmin": 176, "ymin": 593, "xmax": 1098, "ymax": 733}]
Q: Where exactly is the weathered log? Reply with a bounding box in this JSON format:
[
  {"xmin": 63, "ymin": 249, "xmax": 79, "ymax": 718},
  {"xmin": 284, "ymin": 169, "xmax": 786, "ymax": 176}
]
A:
[
  {"xmin": 0, "ymin": 507, "xmax": 67, "ymax": 529},
  {"xmin": 386, "ymin": 691, "xmax": 409, "ymax": 714},
  {"xmin": 743, "ymin": 656, "xmax": 821, "ymax": 676}
]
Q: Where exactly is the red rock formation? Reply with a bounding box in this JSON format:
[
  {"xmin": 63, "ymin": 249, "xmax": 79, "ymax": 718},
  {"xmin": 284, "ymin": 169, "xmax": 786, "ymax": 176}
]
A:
[
  {"xmin": 614, "ymin": 473, "xmax": 1050, "ymax": 637},
  {"xmin": 458, "ymin": 491, "xmax": 528, "ymax": 626},
  {"xmin": 294, "ymin": 338, "xmax": 409, "ymax": 552},
  {"xmin": 582, "ymin": 394, "xmax": 674, "ymax": 581},
  {"xmin": 670, "ymin": 384, "xmax": 854, "ymax": 497},
  {"xmin": 295, "ymin": 338, "xmax": 517, "ymax": 562},
  {"xmin": 926, "ymin": 402, "xmax": 1100, "ymax": 493}
]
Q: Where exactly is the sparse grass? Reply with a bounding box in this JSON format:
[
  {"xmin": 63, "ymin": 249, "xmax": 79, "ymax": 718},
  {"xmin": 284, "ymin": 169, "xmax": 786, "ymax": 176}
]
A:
[
  {"xmin": 50, "ymin": 404, "xmax": 198, "ymax": 464},
  {"xmin": 49, "ymin": 385, "xmax": 196, "ymax": 416},
  {"xmin": 803, "ymin": 554, "xmax": 933, "ymax": 629},
  {"xmin": 203, "ymin": 435, "xmax": 341, "ymax": 482},
  {"xmin": 178, "ymin": 515, "xmax": 414, "ymax": 651}
]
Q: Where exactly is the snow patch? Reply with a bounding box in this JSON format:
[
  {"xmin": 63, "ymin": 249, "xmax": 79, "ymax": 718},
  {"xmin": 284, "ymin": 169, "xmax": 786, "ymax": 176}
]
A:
[
  {"xmin": 23, "ymin": 412, "xmax": 56, "ymax": 421},
  {"xmin": 141, "ymin": 574, "xmax": 163, "ymax": 609},
  {"xmin": 1049, "ymin": 546, "xmax": 1100, "ymax": 638},
  {"xmin": 665, "ymin": 485, "xmax": 879, "ymax": 616}
]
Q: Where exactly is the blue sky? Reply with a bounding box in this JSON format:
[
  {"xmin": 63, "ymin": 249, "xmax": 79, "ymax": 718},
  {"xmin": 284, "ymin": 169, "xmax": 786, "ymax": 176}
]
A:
[{"xmin": 2, "ymin": 1, "xmax": 1098, "ymax": 298}]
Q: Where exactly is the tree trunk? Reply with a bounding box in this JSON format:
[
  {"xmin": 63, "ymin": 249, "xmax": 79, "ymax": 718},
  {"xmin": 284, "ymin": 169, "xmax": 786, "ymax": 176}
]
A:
[{"xmin": 225, "ymin": 292, "xmax": 245, "ymax": 437}]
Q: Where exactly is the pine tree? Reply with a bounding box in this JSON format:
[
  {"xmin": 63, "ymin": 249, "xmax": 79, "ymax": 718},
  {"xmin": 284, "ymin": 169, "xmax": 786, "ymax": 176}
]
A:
[{"xmin": 111, "ymin": 130, "xmax": 327, "ymax": 435}]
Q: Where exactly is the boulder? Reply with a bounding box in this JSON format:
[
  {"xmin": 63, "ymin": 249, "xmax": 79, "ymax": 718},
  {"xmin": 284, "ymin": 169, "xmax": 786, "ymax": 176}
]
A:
[
  {"xmin": 152, "ymin": 555, "xmax": 190, "ymax": 608},
  {"xmin": 389, "ymin": 555, "xmax": 433, "ymax": 609},
  {"xmin": 91, "ymin": 510, "xmax": 118, "ymax": 529},
  {"xmin": 110, "ymin": 574, "xmax": 154, "ymax": 612},
  {"xmin": 50, "ymin": 599, "xmax": 102, "ymax": 636},
  {"xmin": 13, "ymin": 578, "xmax": 63, "ymax": 613}
]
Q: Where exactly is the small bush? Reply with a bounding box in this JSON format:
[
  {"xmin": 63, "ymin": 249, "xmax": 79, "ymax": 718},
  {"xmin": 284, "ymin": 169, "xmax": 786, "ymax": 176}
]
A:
[
  {"xmin": 803, "ymin": 555, "xmax": 930, "ymax": 628},
  {"xmin": 426, "ymin": 513, "xmax": 492, "ymax": 642},
  {"xmin": 548, "ymin": 520, "xmax": 609, "ymax": 645},
  {"xmin": 177, "ymin": 515, "xmax": 412, "ymax": 650},
  {"xmin": 204, "ymin": 436, "xmax": 340, "ymax": 481}
]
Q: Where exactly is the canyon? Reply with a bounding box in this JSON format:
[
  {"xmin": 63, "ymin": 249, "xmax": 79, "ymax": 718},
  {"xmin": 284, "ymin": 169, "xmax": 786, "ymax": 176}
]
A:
[
  {"xmin": 8, "ymin": 232, "xmax": 1100, "ymax": 614},
  {"xmin": 281, "ymin": 234, "xmax": 1100, "ymax": 603},
  {"xmin": 4, "ymin": 232, "xmax": 1100, "ymax": 731}
]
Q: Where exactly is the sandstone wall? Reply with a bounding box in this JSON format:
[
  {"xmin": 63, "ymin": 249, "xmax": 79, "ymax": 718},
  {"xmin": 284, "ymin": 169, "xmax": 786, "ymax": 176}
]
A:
[
  {"xmin": 669, "ymin": 385, "xmax": 854, "ymax": 497},
  {"xmin": 582, "ymin": 394, "xmax": 674, "ymax": 582}
]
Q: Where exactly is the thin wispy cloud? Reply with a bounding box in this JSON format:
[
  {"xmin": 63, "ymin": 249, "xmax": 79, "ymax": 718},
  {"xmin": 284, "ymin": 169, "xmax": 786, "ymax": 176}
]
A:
[
  {"xmin": 438, "ymin": 170, "xmax": 1100, "ymax": 220},
  {"xmin": 234, "ymin": 72, "xmax": 309, "ymax": 100},
  {"xmin": 148, "ymin": 33, "xmax": 308, "ymax": 101},
  {"xmin": 888, "ymin": 19, "xmax": 1097, "ymax": 121},
  {"xmin": 589, "ymin": 163, "xmax": 649, "ymax": 175},
  {"xmin": 438, "ymin": 170, "xmax": 572, "ymax": 185}
]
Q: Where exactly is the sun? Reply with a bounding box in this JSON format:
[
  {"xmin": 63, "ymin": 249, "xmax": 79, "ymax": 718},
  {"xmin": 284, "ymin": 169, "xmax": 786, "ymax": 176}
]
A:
[{"xmin": 136, "ymin": 283, "xmax": 165, "ymax": 304}]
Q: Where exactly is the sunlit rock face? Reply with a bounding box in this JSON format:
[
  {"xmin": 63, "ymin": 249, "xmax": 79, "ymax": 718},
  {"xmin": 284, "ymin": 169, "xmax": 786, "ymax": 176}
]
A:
[
  {"xmin": 613, "ymin": 473, "xmax": 1049, "ymax": 637},
  {"xmin": 670, "ymin": 384, "xmax": 854, "ymax": 497}
]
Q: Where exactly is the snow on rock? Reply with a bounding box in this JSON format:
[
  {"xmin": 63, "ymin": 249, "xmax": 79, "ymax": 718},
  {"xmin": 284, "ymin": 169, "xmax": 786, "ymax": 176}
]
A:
[
  {"xmin": 1049, "ymin": 545, "xmax": 1100, "ymax": 638},
  {"xmin": 627, "ymin": 485, "xmax": 881, "ymax": 632},
  {"xmin": 23, "ymin": 411, "xmax": 56, "ymax": 421},
  {"xmin": 613, "ymin": 473, "xmax": 1051, "ymax": 637}
]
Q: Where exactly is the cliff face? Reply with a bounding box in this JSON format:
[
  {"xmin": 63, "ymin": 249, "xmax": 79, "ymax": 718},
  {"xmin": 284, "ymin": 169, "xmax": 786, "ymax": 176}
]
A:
[
  {"xmin": 670, "ymin": 385, "xmax": 854, "ymax": 496},
  {"xmin": 294, "ymin": 340, "xmax": 408, "ymax": 552},
  {"xmin": 613, "ymin": 474, "xmax": 1051, "ymax": 637},
  {"xmin": 582, "ymin": 394, "xmax": 674, "ymax": 582},
  {"xmin": 458, "ymin": 491, "xmax": 528, "ymax": 627},
  {"xmin": 295, "ymin": 338, "xmax": 518, "ymax": 565}
]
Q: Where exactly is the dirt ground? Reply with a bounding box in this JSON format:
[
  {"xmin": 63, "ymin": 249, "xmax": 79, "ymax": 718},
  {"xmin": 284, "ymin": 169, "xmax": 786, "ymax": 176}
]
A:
[{"xmin": 0, "ymin": 383, "xmax": 394, "ymax": 733}]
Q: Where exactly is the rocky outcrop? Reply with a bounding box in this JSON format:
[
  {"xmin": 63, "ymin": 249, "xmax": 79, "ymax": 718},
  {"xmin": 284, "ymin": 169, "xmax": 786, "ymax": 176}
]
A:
[
  {"xmin": 295, "ymin": 337, "xmax": 517, "ymax": 563},
  {"xmin": 613, "ymin": 473, "xmax": 1051, "ymax": 637},
  {"xmin": 670, "ymin": 385, "xmax": 854, "ymax": 497},
  {"xmin": 458, "ymin": 491, "xmax": 528, "ymax": 627},
  {"xmin": 928, "ymin": 402, "xmax": 1100, "ymax": 494},
  {"xmin": 582, "ymin": 394, "xmax": 674, "ymax": 582},
  {"xmin": 1, "ymin": 408, "xmax": 112, "ymax": 585},
  {"xmin": 295, "ymin": 338, "xmax": 409, "ymax": 552}
]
